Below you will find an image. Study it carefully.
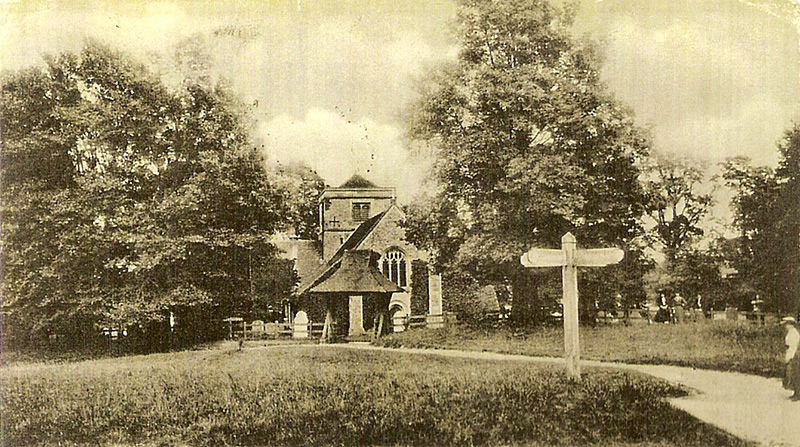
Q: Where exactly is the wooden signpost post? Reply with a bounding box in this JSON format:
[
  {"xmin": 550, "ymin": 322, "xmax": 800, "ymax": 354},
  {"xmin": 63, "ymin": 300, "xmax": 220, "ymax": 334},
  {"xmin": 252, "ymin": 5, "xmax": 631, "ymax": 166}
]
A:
[{"xmin": 520, "ymin": 232, "xmax": 624, "ymax": 379}]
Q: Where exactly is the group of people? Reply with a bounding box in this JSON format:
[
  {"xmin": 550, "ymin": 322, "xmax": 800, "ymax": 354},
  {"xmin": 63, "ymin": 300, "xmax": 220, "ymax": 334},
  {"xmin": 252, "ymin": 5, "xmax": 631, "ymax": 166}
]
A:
[
  {"xmin": 653, "ymin": 292, "xmax": 707, "ymax": 324},
  {"xmin": 648, "ymin": 294, "xmax": 799, "ymax": 402}
]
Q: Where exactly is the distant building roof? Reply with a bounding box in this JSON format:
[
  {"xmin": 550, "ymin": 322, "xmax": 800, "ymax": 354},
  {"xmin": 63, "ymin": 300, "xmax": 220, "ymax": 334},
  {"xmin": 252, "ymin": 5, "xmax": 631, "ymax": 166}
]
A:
[
  {"xmin": 339, "ymin": 174, "xmax": 378, "ymax": 188},
  {"xmin": 320, "ymin": 175, "xmax": 395, "ymax": 201},
  {"xmin": 271, "ymin": 234, "xmax": 325, "ymax": 288},
  {"xmin": 305, "ymin": 250, "xmax": 403, "ymax": 294}
]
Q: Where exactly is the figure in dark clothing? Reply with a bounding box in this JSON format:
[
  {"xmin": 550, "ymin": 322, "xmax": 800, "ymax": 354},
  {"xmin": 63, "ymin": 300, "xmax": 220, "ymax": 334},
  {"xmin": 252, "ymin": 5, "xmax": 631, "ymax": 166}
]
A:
[{"xmin": 654, "ymin": 294, "xmax": 671, "ymax": 324}]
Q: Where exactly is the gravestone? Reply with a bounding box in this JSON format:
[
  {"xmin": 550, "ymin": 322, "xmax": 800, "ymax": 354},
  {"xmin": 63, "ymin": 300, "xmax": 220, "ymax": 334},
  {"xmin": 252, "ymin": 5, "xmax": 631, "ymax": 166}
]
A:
[
  {"xmin": 293, "ymin": 311, "xmax": 309, "ymax": 339},
  {"xmin": 521, "ymin": 232, "xmax": 623, "ymax": 380},
  {"xmin": 426, "ymin": 273, "xmax": 444, "ymax": 328}
]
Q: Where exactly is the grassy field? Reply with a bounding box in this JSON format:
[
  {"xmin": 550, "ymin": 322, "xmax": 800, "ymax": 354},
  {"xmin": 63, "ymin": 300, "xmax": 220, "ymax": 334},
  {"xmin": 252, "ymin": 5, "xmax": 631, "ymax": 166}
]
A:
[
  {"xmin": 375, "ymin": 321, "xmax": 784, "ymax": 377},
  {"xmin": 0, "ymin": 338, "xmax": 318, "ymax": 368},
  {"xmin": 1, "ymin": 345, "xmax": 751, "ymax": 447}
]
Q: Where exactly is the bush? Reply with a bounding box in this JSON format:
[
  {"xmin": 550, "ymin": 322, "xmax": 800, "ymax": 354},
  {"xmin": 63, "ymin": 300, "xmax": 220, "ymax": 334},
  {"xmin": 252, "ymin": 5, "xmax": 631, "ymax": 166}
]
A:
[{"xmin": 442, "ymin": 271, "xmax": 485, "ymax": 324}]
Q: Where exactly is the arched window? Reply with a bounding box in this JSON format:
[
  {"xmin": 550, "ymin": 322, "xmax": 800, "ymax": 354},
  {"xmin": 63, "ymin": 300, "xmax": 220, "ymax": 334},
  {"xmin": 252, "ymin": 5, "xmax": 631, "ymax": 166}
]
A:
[{"xmin": 382, "ymin": 249, "xmax": 407, "ymax": 288}]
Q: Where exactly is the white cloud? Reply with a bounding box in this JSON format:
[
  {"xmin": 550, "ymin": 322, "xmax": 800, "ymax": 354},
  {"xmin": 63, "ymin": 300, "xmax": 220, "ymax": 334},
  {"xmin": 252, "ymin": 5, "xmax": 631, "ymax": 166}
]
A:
[
  {"xmin": 1, "ymin": 0, "xmax": 451, "ymax": 203},
  {"xmin": 259, "ymin": 108, "xmax": 431, "ymax": 202}
]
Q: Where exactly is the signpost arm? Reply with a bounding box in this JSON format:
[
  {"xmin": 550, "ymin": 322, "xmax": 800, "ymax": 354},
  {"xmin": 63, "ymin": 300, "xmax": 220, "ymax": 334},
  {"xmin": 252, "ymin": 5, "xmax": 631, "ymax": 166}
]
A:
[
  {"xmin": 561, "ymin": 233, "xmax": 581, "ymax": 379},
  {"xmin": 520, "ymin": 232, "xmax": 622, "ymax": 381}
]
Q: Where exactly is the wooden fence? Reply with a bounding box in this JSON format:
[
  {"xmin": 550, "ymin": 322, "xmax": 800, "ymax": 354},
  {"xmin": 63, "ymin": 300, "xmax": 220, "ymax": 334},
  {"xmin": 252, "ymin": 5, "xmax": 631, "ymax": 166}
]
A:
[
  {"xmin": 229, "ymin": 313, "xmax": 453, "ymax": 340},
  {"xmin": 407, "ymin": 315, "xmax": 427, "ymax": 329},
  {"xmin": 229, "ymin": 321, "xmax": 330, "ymax": 340}
]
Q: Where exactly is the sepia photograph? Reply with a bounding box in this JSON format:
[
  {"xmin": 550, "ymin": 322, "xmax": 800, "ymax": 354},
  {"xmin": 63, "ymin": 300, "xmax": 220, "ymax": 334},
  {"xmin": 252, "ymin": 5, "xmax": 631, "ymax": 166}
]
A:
[{"xmin": 1, "ymin": 0, "xmax": 799, "ymax": 445}]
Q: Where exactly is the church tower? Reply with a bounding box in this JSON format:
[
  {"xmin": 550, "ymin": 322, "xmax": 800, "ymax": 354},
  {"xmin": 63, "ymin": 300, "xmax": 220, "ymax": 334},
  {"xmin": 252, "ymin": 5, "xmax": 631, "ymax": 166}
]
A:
[{"xmin": 318, "ymin": 175, "xmax": 396, "ymax": 261}]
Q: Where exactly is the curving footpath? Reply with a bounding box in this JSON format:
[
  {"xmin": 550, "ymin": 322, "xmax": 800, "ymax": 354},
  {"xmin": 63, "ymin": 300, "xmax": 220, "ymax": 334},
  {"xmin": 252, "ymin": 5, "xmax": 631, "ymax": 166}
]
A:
[{"xmin": 322, "ymin": 343, "xmax": 800, "ymax": 447}]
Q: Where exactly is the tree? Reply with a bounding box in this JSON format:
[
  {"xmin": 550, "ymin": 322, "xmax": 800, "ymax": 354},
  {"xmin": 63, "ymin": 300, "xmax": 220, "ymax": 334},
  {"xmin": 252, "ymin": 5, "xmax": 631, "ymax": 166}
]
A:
[
  {"xmin": 1, "ymin": 44, "xmax": 291, "ymax": 350},
  {"xmin": 404, "ymin": 0, "xmax": 650, "ymax": 324},
  {"xmin": 273, "ymin": 162, "xmax": 326, "ymax": 240},
  {"xmin": 645, "ymin": 241, "xmax": 730, "ymax": 309},
  {"xmin": 641, "ymin": 153, "xmax": 714, "ymax": 264},
  {"xmin": 774, "ymin": 124, "xmax": 800, "ymax": 316},
  {"xmin": 639, "ymin": 153, "xmax": 717, "ymax": 304},
  {"xmin": 723, "ymin": 124, "xmax": 800, "ymax": 315}
]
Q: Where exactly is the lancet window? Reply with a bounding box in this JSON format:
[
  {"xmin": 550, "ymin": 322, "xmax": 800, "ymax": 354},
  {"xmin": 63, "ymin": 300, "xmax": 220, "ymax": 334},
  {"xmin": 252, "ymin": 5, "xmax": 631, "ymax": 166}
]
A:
[{"xmin": 382, "ymin": 248, "xmax": 407, "ymax": 288}]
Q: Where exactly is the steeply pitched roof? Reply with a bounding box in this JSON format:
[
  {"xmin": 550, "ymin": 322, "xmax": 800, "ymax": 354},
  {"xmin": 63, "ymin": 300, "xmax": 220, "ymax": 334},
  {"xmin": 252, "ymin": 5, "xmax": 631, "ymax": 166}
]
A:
[
  {"xmin": 328, "ymin": 210, "xmax": 387, "ymax": 264},
  {"xmin": 298, "ymin": 212, "xmax": 387, "ymax": 294},
  {"xmin": 339, "ymin": 174, "xmax": 378, "ymax": 188},
  {"xmin": 307, "ymin": 250, "xmax": 403, "ymax": 294}
]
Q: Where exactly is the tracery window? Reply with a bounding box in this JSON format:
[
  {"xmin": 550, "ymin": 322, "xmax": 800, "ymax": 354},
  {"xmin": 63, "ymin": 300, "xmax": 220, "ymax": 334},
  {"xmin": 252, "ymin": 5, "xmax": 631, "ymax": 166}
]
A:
[{"xmin": 382, "ymin": 249, "xmax": 407, "ymax": 288}]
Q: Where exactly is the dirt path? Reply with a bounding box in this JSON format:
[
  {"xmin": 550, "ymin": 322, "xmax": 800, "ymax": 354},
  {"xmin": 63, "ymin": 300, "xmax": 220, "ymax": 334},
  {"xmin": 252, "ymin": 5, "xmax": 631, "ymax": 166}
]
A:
[{"xmin": 318, "ymin": 343, "xmax": 800, "ymax": 447}]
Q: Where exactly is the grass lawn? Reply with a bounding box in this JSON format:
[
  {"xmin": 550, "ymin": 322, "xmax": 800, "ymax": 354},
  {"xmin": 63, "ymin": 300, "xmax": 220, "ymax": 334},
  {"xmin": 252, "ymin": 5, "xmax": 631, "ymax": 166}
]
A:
[
  {"xmin": 1, "ymin": 345, "xmax": 751, "ymax": 447},
  {"xmin": 375, "ymin": 321, "xmax": 784, "ymax": 377}
]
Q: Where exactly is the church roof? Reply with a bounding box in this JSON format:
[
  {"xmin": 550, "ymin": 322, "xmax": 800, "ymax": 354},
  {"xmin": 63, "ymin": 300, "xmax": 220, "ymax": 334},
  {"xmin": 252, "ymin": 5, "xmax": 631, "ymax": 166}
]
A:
[
  {"xmin": 297, "ymin": 211, "xmax": 388, "ymax": 294},
  {"xmin": 339, "ymin": 174, "xmax": 378, "ymax": 188},
  {"xmin": 328, "ymin": 210, "xmax": 387, "ymax": 264},
  {"xmin": 296, "ymin": 203, "xmax": 422, "ymax": 295},
  {"xmin": 305, "ymin": 250, "xmax": 403, "ymax": 294}
]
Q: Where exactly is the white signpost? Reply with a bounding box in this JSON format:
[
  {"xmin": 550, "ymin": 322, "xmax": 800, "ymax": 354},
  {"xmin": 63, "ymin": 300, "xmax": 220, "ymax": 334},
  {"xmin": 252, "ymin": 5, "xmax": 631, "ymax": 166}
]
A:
[{"xmin": 520, "ymin": 232, "xmax": 624, "ymax": 379}]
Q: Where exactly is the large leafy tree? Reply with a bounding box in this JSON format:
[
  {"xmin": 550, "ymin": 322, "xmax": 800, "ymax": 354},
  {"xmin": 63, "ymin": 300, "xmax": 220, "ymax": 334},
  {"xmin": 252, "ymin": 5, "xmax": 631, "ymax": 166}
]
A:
[
  {"xmin": 640, "ymin": 153, "xmax": 716, "ymax": 300},
  {"xmin": 1, "ymin": 45, "xmax": 290, "ymax": 349},
  {"xmin": 723, "ymin": 124, "xmax": 800, "ymax": 315},
  {"xmin": 405, "ymin": 0, "xmax": 650, "ymax": 322},
  {"xmin": 642, "ymin": 153, "xmax": 714, "ymax": 263}
]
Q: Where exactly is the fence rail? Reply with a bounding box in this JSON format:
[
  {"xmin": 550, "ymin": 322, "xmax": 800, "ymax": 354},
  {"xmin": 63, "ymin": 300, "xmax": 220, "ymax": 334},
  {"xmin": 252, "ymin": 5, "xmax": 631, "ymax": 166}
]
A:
[
  {"xmin": 407, "ymin": 315, "xmax": 427, "ymax": 329},
  {"xmin": 310, "ymin": 323, "xmax": 325, "ymax": 337},
  {"xmin": 228, "ymin": 313, "xmax": 450, "ymax": 340}
]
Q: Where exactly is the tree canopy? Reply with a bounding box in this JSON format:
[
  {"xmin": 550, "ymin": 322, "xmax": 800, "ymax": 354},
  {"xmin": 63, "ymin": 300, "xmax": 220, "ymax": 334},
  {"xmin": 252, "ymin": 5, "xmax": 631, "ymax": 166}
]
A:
[
  {"xmin": 1, "ymin": 44, "xmax": 292, "ymax": 349},
  {"xmin": 641, "ymin": 153, "xmax": 714, "ymax": 263},
  {"xmin": 273, "ymin": 162, "xmax": 326, "ymax": 241},
  {"xmin": 404, "ymin": 0, "xmax": 651, "ymax": 321},
  {"xmin": 723, "ymin": 124, "xmax": 800, "ymax": 315},
  {"xmin": 638, "ymin": 153, "xmax": 720, "ymax": 302}
]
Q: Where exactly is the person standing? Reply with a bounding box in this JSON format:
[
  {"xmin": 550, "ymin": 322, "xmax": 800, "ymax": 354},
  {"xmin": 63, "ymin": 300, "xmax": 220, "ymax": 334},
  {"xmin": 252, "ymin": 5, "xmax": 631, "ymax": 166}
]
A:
[
  {"xmin": 654, "ymin": 293, "xmax": 670, "ymax": 324},
  {"xmin": 782, "ymin": 317, "xmax": 800, "ymax": 401},
  {"xmin": 673, "ymin": 293, "xmax": 686, "ymax": 324}
]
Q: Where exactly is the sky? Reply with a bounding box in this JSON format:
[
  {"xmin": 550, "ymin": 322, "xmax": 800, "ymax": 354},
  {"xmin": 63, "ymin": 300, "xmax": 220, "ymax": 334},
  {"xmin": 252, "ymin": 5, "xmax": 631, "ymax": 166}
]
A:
[{"xmin": 2, "ymin": 0, "xmax": 799, "ymax": 204}]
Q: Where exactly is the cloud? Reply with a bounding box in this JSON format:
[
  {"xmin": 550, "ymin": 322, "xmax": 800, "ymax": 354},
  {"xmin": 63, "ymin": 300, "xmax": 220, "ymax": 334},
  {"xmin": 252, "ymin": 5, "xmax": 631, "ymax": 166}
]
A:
[
  {"xmin": 1, "ymin": 1, "xmax": 457, "ymax": 124},
  {"xmin": 1, "ymin": 0, "xmax": 454, "ymax": 202},
  {"xmin": 1, "ymin": 1, "xmax": 224, "ymax": 70},
  {"xmin": 259, "ymin": 108, "xmax": 431, "ymax": 201}
]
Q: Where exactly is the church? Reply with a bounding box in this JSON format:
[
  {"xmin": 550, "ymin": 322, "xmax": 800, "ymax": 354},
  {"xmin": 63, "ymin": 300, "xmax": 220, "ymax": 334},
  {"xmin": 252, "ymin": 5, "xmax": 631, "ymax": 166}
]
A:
[{"xmin": 275, "ymin": 175, "xmax": 443, "ymax": 341}]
